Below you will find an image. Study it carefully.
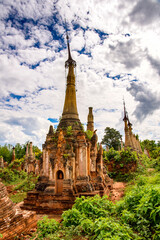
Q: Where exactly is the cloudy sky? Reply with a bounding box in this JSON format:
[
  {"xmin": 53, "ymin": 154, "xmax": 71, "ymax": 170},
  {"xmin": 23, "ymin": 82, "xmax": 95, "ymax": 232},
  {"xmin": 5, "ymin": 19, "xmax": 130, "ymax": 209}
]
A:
[{"xmin": 0, "ymin": 0, "xmax": 160, "ymax": 148}]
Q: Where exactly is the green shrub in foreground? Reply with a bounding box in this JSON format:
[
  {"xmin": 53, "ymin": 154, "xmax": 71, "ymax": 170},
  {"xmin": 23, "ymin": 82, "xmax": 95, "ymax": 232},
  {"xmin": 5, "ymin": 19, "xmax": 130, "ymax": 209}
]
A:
[
  {"xmin": 116, "ymin": 185, "xmax": 160, "ymax": 239},
  {"xmin": 37, "ymin": 216, "xmax": 60, "ymax": 239},
  {"xmin": 90, "ymin": 217, "xmax": 140, "ymax": 240},
  {"xmin": 62, "ymin": 208, "xmax": 85, "ymax": 227},
  {"xmin": 72, "ymin": 195, "xmax": 115, "ymax": 219}
]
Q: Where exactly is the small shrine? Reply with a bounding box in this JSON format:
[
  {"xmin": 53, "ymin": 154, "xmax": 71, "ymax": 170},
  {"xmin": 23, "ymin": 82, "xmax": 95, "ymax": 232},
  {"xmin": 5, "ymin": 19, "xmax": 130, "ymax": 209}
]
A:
[{"xmin": 22, "ymin": 34, "xmax": 112, "ymax": 214}]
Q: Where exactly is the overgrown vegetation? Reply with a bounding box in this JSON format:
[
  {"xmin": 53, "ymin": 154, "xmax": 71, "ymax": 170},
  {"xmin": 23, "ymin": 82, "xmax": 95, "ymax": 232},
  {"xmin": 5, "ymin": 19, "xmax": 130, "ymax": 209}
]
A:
[
  {"xmin": 0, "ymin": 142, "xmax": 42, "ymax": 163},
  {"xmin": 10, "ymin": 192, "xmax": 27, "ymax": 203},
  {"xmin": 0, "ymin": 165, "xmax": 38, "ymax": 203},
  {"xmin": 66, "ymin": 126, "xmax": 73, "ymax": 136},
  {"xmin": 0, "ymin": 142, "xmax": 41, "ymax": 203},
  {"xmin": 14, "ymin": 173, "xmax": 38, "ymax": 192},
  {"xmin": 85, "ymin": 130, "xmax": 93, "ymax": 140},
  {"xmin": 32, "ymin": 140, "xmax": 160, "ymax": 240},
  {"xmin": 103, "ymin": 147, "xmax": 138, "ymax": 181},
  {"xmin": 0, "ymin": 168, "xmax": 27, "ymax": 183},
  {"xmin": 34, "ymin": 169, "xmax": 160, "ymax": 239},
  {"xmin": 116, "ymin": 171, "xmax": 160, "ymax": 239},
  {"xmin": 37, "ymin": 216, "xmax": 60, "ymax": 239},
  {"xmin": 104, "ymin": 147, "xmax": 138, "ymax": 163}
]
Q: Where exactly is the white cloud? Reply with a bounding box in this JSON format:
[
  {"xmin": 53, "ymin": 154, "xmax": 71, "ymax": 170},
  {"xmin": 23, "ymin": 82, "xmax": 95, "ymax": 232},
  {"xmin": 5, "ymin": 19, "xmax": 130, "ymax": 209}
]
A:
[{"xmin": 0, "ymin": 0, "xmax": 160, "ymax": 147}]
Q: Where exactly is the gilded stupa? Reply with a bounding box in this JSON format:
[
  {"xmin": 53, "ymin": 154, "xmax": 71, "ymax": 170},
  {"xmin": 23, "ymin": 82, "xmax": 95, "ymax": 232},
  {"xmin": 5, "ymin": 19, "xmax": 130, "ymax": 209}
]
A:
[
  {"xmin": 58, "ymin": 34, "xmax": 82, "ymax": 130},
  {"xmin": 22, "ymin": 34, "xmax": 112, "ymax": 214}
]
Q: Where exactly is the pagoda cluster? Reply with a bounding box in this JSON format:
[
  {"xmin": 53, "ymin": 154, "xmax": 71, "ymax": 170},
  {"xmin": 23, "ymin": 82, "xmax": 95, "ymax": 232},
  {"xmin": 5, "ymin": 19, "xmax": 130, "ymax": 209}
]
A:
[{"xmin": 123, "ymin": 102, "xmax": 142, "ymax": 154}]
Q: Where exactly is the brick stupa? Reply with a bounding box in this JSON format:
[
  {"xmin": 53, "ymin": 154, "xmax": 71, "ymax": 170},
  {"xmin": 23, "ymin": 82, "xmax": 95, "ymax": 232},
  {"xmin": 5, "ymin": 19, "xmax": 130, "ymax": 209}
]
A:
[
  {"xmin": 0, "ymin": 180, "xmax": 37, "ymax": 239},
  {"xmin": 22, "ymin": 34, "xmax": 112, "ymax": 214}
]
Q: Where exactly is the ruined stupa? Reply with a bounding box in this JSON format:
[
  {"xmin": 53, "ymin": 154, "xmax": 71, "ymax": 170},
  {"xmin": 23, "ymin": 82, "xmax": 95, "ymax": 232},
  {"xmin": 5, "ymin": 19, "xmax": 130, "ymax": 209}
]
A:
[
  {"xmin": 0, "ymin": 180, "xmax": 37, "ymax": 239},
  {"xmin": 22, "ymin": 34, "xmax": 112, "ymax": 214},
  {"xmin": 23, "ymin": 142, "xmax": 40, "ymax": 175},
  {"xmin": 123, "ymin": 100, "xmax": 142, "ymax": 153}
]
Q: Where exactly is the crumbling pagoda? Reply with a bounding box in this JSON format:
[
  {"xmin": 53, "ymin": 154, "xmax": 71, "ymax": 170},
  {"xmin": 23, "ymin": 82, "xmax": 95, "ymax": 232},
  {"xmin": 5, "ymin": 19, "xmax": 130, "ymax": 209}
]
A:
[
  {"xmin": 0, "ymin": 180, "xmax": 37, "ymax": 239},
  {"xmin": 23, "ymin": 142, "xmax": 40, "ymax": 175},
  {"xmin": 22, "ymin": 34, "xmax": 112, "ymax": 214},
  {"xmin": 123, "ymin": 100, "xmax": 142, "ymax": 154}
]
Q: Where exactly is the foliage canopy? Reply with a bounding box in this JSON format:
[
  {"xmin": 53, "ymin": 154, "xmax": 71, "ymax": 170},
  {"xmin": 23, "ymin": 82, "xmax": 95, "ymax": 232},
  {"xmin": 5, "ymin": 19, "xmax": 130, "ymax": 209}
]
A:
[{"xmin": 101, "ymin": 127, "xmax": 122, "ymax": 150}]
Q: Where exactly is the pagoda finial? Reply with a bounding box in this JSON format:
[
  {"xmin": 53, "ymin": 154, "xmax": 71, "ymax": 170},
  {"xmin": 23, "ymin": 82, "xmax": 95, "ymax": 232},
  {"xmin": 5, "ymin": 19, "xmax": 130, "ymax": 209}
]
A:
[
  {"xmin": 123, "ymin": 98, "xmax": 128, "ymax": 121},
  {"xmin": 65, "ymin": 27, "xmax": 76, "ymax": 68},
  {"xmin": 66, "ymin": 33, "xmax": 72, "ymax": 60}
]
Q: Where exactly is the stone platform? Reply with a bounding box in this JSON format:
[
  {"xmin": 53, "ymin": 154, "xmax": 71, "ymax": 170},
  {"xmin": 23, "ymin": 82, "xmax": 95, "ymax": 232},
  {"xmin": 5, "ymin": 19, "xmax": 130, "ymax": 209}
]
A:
[{"xmin": 21, "ymin": 191, "xmax": 75, "ymax": 214}]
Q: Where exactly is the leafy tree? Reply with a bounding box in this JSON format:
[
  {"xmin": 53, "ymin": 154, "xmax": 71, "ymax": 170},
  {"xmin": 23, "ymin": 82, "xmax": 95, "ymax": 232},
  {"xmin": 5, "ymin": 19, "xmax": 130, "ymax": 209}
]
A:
[
  {"xmin": 0, "ymin": 144, "xmax": 13, "ymax": 163},
  {"xmin": 101, "ymin": 127, "xmax": 122, "ymax": 150},
  {"xmin": 157, "ymin": 141, "xmax": 160, "ymax": 147},
  {"xmin": 15, "ymin": 143, "xmax": 26, "ymax": 159},
  {"xmin": 140, "ymin": 139, "xmax": 156, "ymax": 152},
  {"xmin": 33, "ymin": 145, "xmax": 42, "ymax": 159}
]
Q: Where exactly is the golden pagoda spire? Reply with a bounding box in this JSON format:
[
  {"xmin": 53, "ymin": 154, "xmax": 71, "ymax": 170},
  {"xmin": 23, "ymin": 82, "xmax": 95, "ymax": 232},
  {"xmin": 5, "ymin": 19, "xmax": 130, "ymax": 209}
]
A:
[
  {"xmin": 58, "ymin": 33, "xmax": 81, "ymax": 130},
  {"xmin": 65, "ymin": 34, "xmax": 76, "ymax": 68}
]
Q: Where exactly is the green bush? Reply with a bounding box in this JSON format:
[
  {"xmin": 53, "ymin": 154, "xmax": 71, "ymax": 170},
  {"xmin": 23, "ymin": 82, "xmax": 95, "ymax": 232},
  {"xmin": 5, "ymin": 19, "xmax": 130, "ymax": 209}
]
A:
[
  {"xmin": 104, "ymin": 148, "xmax": 138, "ymax": 164},
  {"xmin": 14, "ymin": 178, "xmax": 35, "ymax": 192},
  {"xmin": 104, "ymin": 148, "xmax": 119, "ymax": 162},
  {"xmin": 0, "ymin": 168, "xmax": 27, "ymax": 183},
  {"xmin": 151, "ymin": 157, "xmax": 160, "ymax": 170},
  {"xmin": 80, "ymin": 218, "xmax": 94, "ymax": 235},
  {"xmin": 117, "ymin": 185, "xmax": 160, "ymax": 238},
  {"xmin": 62, "ymin": 208, "xmax": 85, "ymax": 227},
  {"xmin": 138, "ymin": 153, "xmax": 151, "ymax": 168},
  {"xmin": 14, "ymin": 173, "xmax": 38, "ymax": 192},
  {"xmin": 120, "ymin": 148, "xmax": 138, "ymax": 163},
  {"xmin": 37, "ymin": 216, "xmax": 59, "ymax": 239},
  {"xmin": 73, "ymin": 195, "xmax": 115, "ymax": 219},
  {"xmin": 91, "ymin": 217, "xmax": 140, "ymax": 240}
]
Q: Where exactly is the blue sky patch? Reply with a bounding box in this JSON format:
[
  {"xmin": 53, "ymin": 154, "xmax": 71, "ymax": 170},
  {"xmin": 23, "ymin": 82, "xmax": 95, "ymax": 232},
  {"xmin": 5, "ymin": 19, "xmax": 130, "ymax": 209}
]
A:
[
  {"xmin": 105, "ymin": 73, "xmax": 121, "ymax": 80},
  {"xmin": 10, "ymin": 93, "xmax": 25, "ymax": 100},
  {"xmin": 48, "ymin": 118, "xmax": 58, "ymax": 123}
]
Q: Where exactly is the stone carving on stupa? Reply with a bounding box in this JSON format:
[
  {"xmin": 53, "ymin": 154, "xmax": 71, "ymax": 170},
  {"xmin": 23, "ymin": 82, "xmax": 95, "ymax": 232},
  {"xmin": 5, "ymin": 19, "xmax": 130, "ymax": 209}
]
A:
[{"xmin": 22, "ymin": 33, "xmax": 113, "ymax": 214}]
